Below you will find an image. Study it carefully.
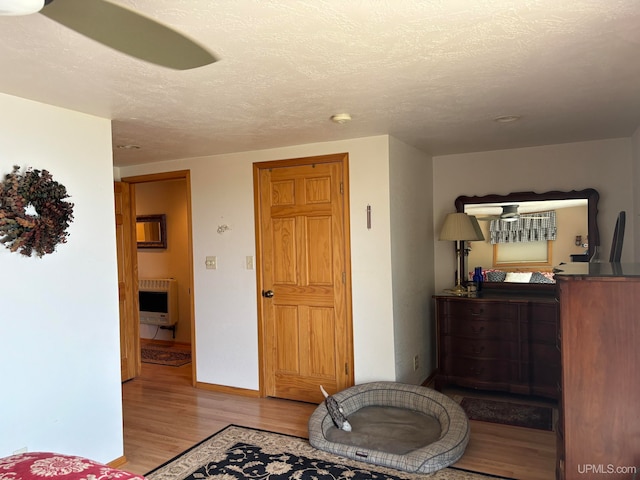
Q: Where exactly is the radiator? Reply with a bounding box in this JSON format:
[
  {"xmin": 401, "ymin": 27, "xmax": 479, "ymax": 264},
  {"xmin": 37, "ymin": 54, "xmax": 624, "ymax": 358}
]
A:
[{"xmin": 138, "ymin": 278, "xmax": 178, "ymax": 326}]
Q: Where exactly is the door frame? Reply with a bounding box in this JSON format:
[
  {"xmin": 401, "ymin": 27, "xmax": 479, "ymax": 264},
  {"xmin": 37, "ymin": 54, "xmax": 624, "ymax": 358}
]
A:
[
  {"xmin": 115, "ymin": 181, "xmax": 141, "ymax": 382},
  {"xmin": 252, "ymin": 153, "xmax": 355, "ymax": 397},
  {"xmin": 121, "ymin": 170, "xmax": 197, "ymax": 386}
]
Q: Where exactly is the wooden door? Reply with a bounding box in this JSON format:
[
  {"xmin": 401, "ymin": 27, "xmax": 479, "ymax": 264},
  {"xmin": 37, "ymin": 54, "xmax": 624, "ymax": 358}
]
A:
[
  {"xmin": 115, "ymin": 182, "xmax": 140, "ymax": 382},
  {"xmin": 255, "ymin": 154, "xmax": 353, "ymax": 404}
]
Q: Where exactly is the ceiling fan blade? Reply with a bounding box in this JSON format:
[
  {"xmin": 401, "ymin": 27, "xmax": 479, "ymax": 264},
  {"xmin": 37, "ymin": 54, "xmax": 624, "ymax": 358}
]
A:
[
  {"xmin": 40, "ymin": 0, "xmax": 217, "ymax": 70},
  {"xmin": 477, "ymin": 214, "xmax": 520, "ymax": 222}
]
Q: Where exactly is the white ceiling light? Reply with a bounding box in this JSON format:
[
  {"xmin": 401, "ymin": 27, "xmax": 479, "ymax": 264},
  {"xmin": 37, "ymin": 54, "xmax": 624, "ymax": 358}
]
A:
[
  {"xmin": 493, "ymin": 115, "xmax": 521, "ymax": 123},
  {"xmin": 0, "ymin": 0, "xmax": 44, "ymax": 16},
  {"xmin": 331, "ymin": 113, "xmax": 352, "ymax": 124}
]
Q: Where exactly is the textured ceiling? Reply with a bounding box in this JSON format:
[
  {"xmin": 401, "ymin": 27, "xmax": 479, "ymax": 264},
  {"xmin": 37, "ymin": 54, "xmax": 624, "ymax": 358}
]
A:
[{"xmin": 1, "ymin": 1, "xmax": 639, "ymax": 167}]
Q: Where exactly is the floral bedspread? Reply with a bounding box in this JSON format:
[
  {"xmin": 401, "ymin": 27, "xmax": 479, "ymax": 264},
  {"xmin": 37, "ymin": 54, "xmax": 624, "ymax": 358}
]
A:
[{"xmin": 0, "ymin": 453, "xmax": 144, "ymax": 480}]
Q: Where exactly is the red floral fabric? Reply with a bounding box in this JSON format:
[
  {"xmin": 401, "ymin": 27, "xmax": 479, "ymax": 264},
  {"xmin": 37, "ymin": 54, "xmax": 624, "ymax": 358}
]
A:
[{"xmin": 0, "ymin": 453, "xmax": 144, "ymax": 480}]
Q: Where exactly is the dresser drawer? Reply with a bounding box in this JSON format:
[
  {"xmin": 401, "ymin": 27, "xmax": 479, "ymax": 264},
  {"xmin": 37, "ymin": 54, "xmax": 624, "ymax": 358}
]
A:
[
  {"xmin": 521, "ymin": 320, "xmax": 558, "ymax": 344},
  {"xmin": 441, "ymin": 336, "xmax": 517, "ymax": 359},
  {"xmin": 446, "ymin": 301, "xmax": 517, "ymax": 321},
  {"xmin": 442, "ymin": 318, "xmax": 517, "ymax": 339},
  {"xmin": 443, "ymin": 357, "xmax": 511, "ymax": 383},
  {"xmin": 521, "ymin": 341, "xmax": 560, "ymax": 362},
  {"xmin": 529, "ymin": 342, "xmax": 560, "ymax": 372}
]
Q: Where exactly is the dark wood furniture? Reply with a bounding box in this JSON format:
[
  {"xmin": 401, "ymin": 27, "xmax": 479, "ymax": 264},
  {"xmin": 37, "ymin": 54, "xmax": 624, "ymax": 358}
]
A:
[
  {"xmin": 434, "ymin": 292, "xmax": 560, "ymax": 399},
  {"xmin": 569, "ymin": 253, "xmax": 589, "ymax": 262},
  {"xmin": 555, "ymin": 263, "xmax": 640, "ymax": 480}
]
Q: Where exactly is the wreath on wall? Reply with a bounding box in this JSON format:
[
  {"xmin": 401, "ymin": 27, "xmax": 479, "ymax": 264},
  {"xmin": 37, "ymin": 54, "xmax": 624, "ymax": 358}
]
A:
[{"xmin": 0, "ymin": 165, "xmax": 74, "ymax": 258}]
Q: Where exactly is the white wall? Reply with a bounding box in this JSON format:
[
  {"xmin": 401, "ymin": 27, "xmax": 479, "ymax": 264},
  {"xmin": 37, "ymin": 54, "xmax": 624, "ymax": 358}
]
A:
[
  {"xmin": 388, "ymin": 137, "xmax": 434, "ymax": 382},
  {"xmin": 0, "ymin": 94, "xmax": 122, "ymax": 462},
  {"xmin": 119, "ymin": 135, "xmax": 398, "ymax": 389},
  {"xmin": 433, "ymin": 138, "xmax": 634, "ymax": 293}
]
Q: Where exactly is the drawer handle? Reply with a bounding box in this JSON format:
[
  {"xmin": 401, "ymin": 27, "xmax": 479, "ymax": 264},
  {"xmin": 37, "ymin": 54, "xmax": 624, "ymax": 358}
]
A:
[
  {"xmin": 470, "ymin": 367, "xmax": 485, "ymax": 376},
  {"xmin": 469, "ymin": 309, "xmax": 484, "ymax": 316},
  {"xmin": 472, "ymin": 345, "xmax": 485, "ymax": 354},
  {"xmin": 471, "ymin": 325, "xmax": 485, "ymax": 334}
]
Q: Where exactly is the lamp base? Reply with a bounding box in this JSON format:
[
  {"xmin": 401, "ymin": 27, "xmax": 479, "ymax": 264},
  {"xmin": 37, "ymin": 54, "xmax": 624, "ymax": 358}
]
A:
[{"xmin": 444, "ymin": 284, "xmax": 468, "ymax": 296}]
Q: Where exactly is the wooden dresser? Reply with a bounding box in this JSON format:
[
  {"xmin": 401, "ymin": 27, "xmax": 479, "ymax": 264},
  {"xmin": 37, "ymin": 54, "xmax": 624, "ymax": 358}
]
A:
[
  {"xmin": 434, "ymin": 292, "xmax": 560, "ymax": 399},
  {"xmin": 555, "ymin": 263, "xmax": 640, "ymax": 480}
]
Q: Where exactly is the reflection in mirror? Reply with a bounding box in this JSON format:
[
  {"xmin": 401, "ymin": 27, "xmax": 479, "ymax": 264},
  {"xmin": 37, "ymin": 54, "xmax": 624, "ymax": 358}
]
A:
[
  {"xmin": 136, "ymin": 214, "xmax": 167, "ymax": 249},
  {"xmin": 455, "ymin": 189, "xmax": 599, "ymax": 289}
]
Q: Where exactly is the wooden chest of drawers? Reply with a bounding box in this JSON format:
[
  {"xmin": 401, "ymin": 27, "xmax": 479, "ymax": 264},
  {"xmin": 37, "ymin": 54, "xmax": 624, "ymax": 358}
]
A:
[
  {"xmin": 434, "ymin": 294, "xmax": 559, "ymax": 399},
  {"xmin": 555, "ymin": 270, "xmax": 640, "ymax": 479}
]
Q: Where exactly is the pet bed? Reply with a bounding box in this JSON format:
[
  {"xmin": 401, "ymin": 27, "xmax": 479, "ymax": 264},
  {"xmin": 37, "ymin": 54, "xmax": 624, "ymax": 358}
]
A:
[{"xmin": 308, "ymin": 381, "xmax": 469, "ymax": 473}]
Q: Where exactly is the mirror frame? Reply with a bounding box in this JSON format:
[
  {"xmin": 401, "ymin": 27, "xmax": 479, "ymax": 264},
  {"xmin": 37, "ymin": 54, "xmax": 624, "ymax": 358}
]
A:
[
  {"xmin": 455, "ymin": 188, "xmax": 600, "ymax": 291},
  {"xmin": 136, "ymin": 214, "xmax": 167, "ymax": 249}
]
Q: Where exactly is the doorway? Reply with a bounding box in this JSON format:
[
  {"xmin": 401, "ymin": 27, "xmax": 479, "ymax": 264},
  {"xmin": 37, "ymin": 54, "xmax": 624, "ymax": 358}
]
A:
[
  {"xmin": 254, "ymin": 153, "xmax": 354, "ymax": 403},
  {"xmin": 121, "ymin": 170, "xmax": 196, "ymax": 385}
]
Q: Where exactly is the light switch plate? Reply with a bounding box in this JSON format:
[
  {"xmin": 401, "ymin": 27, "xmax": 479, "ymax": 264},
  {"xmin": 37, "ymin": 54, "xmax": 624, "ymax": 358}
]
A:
[{"xmin": 246, "ymin": 255, "xmax": 254, "ymax": 270}]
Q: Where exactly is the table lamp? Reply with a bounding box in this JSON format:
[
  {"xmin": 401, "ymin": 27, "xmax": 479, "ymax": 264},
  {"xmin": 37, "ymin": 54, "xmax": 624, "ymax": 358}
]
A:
[{"xmin": 439, "ymin": 213, "xmax": 485, "ymax": 294}]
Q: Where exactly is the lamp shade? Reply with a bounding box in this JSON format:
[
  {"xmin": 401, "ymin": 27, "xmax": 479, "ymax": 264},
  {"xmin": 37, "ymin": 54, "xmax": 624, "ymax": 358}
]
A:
[
  {"xmin": 468, "ymin": 215, "xmax": 485, "ymax": 241},
  {"xmin": 439, "ymin": 213, "xmax": 483, "ymax": 241}
]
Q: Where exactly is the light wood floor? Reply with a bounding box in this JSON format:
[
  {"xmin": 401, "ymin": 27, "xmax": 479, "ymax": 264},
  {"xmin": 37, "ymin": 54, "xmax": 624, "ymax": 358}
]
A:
[{"xmin": 121, "ymin": 363, "xmax": 556, "ymax": 479}]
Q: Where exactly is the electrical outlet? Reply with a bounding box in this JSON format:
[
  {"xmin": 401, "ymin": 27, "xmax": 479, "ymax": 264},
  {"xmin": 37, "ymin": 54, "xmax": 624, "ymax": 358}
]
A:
[
  {"xmin": 413, "ymin": 354, "xmax": 419, "ymax": 371},
  {"xmin": 246, "ymin": 255, "xmax": 254, "ymax": 270},
  {"xmin": 205, "ymin": 256, "xmax": 217, "ymax": 269}
]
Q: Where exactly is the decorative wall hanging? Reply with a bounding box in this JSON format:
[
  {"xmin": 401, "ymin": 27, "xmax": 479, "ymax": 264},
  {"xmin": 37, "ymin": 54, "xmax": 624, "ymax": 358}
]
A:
[
  {"xmin": 136, "ymin": 214, "xmax": 167, "ymax": 249},
  {"xmin": 0, "ymin": 165, "xmax": 74, "ymax": 257}
]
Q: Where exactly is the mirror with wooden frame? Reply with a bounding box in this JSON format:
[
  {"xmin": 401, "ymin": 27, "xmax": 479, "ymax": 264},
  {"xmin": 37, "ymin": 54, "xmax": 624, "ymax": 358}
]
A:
[
  {"xmin": 455, "ymin": 189, "xmax": 600, "ymax": 290},
  {"xmin": 136, "ymin": 214, "xmax": 167, "ymax": 249}
]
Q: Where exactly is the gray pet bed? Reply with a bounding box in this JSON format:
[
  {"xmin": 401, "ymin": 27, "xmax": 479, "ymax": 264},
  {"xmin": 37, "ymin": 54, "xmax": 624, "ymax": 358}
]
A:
[{"xmin": 308, "ymin": 382, "xmax": 470, "ymax": 473}]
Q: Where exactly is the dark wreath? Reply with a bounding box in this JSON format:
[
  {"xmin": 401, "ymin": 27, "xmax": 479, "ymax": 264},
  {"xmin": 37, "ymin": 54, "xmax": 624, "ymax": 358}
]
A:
[{"xmin": 0, "ymin": 165, "xmax": 74, "ymax": 257}]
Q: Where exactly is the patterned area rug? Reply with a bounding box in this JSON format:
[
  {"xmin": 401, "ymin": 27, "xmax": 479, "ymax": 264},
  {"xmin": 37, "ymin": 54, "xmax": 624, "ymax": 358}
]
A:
[
  {"xmin": 141, "ymin": 342, "xmax": 192, "ymax": 367},
  {"xmin": 145, "ymin": 425, "xmax": 513, "ymax": 480},
  {"xmin": 460, "ymin": 397, "xmax": 553, "ymax": 431}
]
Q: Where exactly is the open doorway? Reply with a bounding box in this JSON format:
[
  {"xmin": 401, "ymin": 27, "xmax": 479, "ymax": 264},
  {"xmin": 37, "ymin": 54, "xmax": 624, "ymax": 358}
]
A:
[{"xmin": 122, "ymin": 170, "xmax": 196, "ymax": 385}]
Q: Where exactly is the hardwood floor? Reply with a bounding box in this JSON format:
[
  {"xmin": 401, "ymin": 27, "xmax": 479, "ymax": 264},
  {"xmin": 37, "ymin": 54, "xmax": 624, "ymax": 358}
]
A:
[{"xmin": 121, "ymin": 364, "xmax": 556, "ymax": 479}]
